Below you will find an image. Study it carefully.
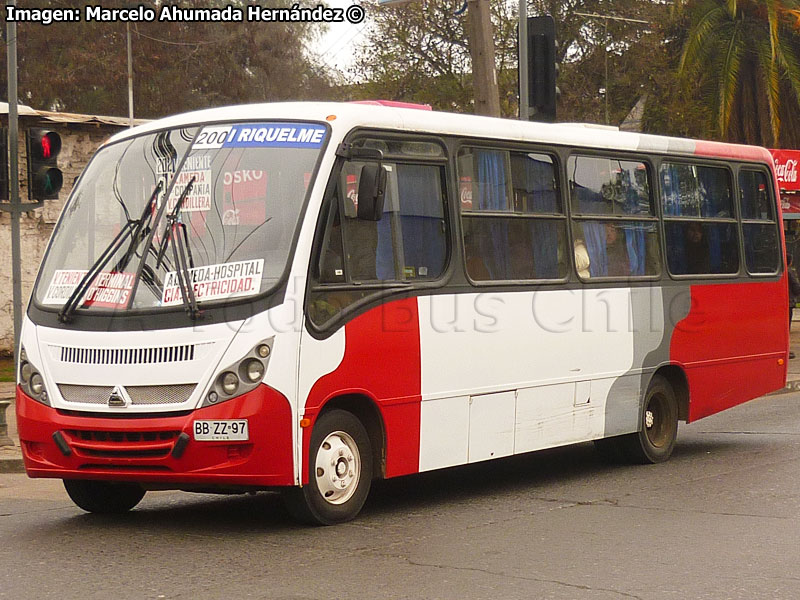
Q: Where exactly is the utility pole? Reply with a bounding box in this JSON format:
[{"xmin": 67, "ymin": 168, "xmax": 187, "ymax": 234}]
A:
[
  {"xmin": 378, "ymin": 0, "xmax": 501, "ymax": 117},
  {"xmin": 467, "ymin": 0, "xmax": 501, "ymax": 117},
  {"xmin": 127, "ymin": 23, "xmax": 134, "ymax": 127},
  {"xmin": 4, "ymin": 0, "xmax": 23, "ymax": 356}
]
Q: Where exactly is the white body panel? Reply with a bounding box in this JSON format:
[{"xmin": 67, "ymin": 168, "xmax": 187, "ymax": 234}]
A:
[{"xmin": 417, "ymin": 288, "xmax": 667, "ymax": 471}]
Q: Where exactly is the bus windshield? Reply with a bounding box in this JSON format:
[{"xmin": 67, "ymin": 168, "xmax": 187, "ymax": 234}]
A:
[{"xmin": 34, "ymin": 122, "xmax": 327, "ymax": 313}]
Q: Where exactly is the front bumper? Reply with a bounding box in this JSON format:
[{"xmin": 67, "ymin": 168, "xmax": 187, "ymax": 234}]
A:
[{"xmin": 16, "ymin": 384, "xmax": 295, "ymax": 487}]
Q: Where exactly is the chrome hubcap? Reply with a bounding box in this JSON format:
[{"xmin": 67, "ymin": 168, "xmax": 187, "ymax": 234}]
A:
[{"xmin": 315, "ymin": 431, "xmax": 360, "ymax": 505}]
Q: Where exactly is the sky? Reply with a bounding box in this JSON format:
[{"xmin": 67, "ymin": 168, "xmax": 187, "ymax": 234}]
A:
[{"xmin": 313, "ymin": 0, "xmax": 372, "ymax": 73}]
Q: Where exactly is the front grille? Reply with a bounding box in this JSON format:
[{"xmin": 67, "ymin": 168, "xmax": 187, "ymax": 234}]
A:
[
  {"xmin": 63, "ymin": 429, "xmax": 181, "ymax": 460},
  {"xmin": 59, "ymin": 345, "xmax": 195, "ymax": 365},
  {"xmin": 65, "ymin": 430, "xmax": 180, "ymax": 443},
  {"xmin": 58, "ymin": 384, "xmax": 196, "ymax": 406}
]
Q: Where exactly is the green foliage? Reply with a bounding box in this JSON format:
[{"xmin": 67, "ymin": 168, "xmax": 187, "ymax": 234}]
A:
[
  {"xmin": 0, "ymin": 0, "xmax": 336, "ymax": 117},
  {"xmin": 678, "ymin": 0, "xmax": 800, "ymax": 146}
]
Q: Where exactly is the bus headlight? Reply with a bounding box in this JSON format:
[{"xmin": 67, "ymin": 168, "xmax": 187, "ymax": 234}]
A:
[
  {"xmin": 243, "ymin": 359, "xmax": 265, "ymax": 383},
  {"xmin": 220, "ymin": 372, "xmax": 239, "ymax": 395},
  {"xmin": 202, "ymin": 338, "xmax": 274, "ymax": 408},
  {"xmin": 18, "ymin": 346, "xmax": 50, "ymax": 406}
]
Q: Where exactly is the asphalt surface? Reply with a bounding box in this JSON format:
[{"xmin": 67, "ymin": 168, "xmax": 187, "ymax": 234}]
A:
[{"xmin": 1, "ymin": 390, "xmax": 799, "ymax": 600}]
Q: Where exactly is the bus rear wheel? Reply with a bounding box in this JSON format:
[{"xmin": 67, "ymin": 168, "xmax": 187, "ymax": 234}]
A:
[
  {"xmin": 622, "ymin": 374, "xmax": 679, "ymax": 464},
  {"xmin": 283, "ymin": 409, "xmax": 373, "ymax": 525},
  {"xmin": 63, "ymin": 479, "xmax": 146, "ymax": 514}
]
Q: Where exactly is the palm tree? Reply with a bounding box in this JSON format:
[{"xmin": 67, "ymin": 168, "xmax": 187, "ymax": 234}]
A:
[{"xmin": 680, "ymin": 0, "xmax": 800, "ymax": 146}]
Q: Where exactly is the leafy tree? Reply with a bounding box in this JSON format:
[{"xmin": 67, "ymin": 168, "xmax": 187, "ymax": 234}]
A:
[
  {"xmin": 1, "ymin": 0, "xmax": 336, "ymax": 117},
  {"xmin": 350, "ymin": 0, "xmax": 687, "ymax": 126},
  {"xmin": 679, "ymin": 0, "xmax": 800, "ymax": 146}
]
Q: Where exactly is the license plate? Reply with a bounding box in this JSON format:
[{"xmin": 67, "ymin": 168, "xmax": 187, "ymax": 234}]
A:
[{"xmin": 193, "ymin": 420, "xmax": 249, "ymax": 441}]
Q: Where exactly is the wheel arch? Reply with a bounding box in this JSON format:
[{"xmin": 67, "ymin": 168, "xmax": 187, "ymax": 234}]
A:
[
  {"xmin": 317, "ymin": 394, "xmax": 387, "ymax": 479},
  {"xmin": 652, "ymin": 365, "xmax": 689, "ymax": 422}
]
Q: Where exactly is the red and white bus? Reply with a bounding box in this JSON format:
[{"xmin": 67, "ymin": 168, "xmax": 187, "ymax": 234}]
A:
[{"xmin": 17, "ymin": 103, "xmax": 788, "ymax": 524}]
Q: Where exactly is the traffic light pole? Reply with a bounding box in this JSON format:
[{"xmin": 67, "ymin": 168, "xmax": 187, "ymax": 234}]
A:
[{"xmin": 6, "ymin": 2, "xmax": 23, "ymax": 358}]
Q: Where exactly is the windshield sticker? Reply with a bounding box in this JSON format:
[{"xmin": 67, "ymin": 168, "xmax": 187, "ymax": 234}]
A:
[
  {"xmin": 165, "ymin": 155, "xmax": 212, "ymax": 212},
  {"xmin": 193, "ymin": 123, "xmax": 327, "ymax": 150},
  {"xmin": 222, "ymin": 169, "xmax": 268, "ymax": 225},
  {"xmin": 43, "ymin": 269, "xmax": 135, "ymax": 308},
  {"xmin": 42, "ymin": 270, "xmax": 87, "ymax": 305},
  {"xmin": 161, "ymin": 259, "xmax": 264, "ymax": 306}
]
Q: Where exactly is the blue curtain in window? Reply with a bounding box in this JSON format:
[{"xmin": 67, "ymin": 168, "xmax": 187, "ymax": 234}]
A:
[
  {"xmin": 574, "ymin": 185, "xmax": 607, "ymax": 276},
  {"xmin": 662, "ymin": 165, "xmax": 687, "ymax": 273},
  {"xmin": 622, "ymin": 182, "xmax": 646, "ymax": 275},
  {"xmin": 624, "ymin": 224, "xmax": 647, "ymax": 276},
  {"xmin": 697, "ymin": 168, "xmax": 724, "ymax": 271},
  {"xmin": 476, "ymin": 150, "xmax": 510, "ymax": 278},
  {"xmin": 397, "ymin": 164, "xmax": 445, "ymax": 277},
  {"xmin": 526, "ymin": 158, "xmax": 559, "ymax": 278}
]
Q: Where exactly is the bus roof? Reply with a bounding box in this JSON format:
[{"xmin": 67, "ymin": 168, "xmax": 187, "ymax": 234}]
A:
[{"xmin": 105, "ymin": 101, "xmax": 772, "ymax": 164}]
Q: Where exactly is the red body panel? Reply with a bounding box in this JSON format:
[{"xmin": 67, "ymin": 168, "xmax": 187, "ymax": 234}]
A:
[
  {"xmin": 694, "ymin": 140, "xmax": 772, "ymax": 163},
  {"xmin": 670, "ymin": 281, "xmax": 788, "ymax": 422},
  {"xmin": 16, "ymin": 383, "xmax": 294, "ymax": 486},
  {"xmin": 302, "ymin": 298, "xmax": 422, "ymax": 483}
]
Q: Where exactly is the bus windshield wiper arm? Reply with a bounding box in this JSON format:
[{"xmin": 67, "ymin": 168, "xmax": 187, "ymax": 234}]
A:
[
  {"xmin": 112, "ymin": 180, "xmax": 163, "ymax": 274},
  {"xmin": 58, "ymin": 181, "xmax": 163, "ymax": 323},
  {"xmin": 154, "ymin": 177, "xmax": 199, "ymax": 319}
]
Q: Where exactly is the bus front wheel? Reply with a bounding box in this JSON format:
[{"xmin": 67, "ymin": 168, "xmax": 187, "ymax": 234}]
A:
[
  {"xmin": 622, "ymin": 374, "xmax": 679, "ymax": 464},
  {"xmin": 283, "ymin": 409, "xmax": 373, "ymax": 525},
  {"xmin": 63, "ymin": 479, "xmax": 146, "ymax": 514}
]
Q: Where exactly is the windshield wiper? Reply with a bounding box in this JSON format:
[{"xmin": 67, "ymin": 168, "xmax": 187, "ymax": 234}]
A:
[
  {"xmin": 58, "ymin": 181, "xmax": 163, "ymax": 323},
  {"xmin": 112, "ymin": 180, "xmax": 163, "ymax": 274},
  {"xmin": 154, "ymin": 176, "xmax": 200, "ymax": 320}
]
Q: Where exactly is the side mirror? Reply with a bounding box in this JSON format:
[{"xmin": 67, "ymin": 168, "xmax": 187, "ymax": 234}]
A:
[{"xmin": 357, "ymin": 164, "xmax": 387, "ymax": 221}]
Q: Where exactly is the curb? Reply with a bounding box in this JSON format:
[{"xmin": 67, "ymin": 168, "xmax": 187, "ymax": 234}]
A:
[
  {"xmin": 0, "ymin": 447, "xmax": 25, "ymax": 474},
  {"xmin": 0, "ymin": 457, "xmax": 25, "ymax": 474}
]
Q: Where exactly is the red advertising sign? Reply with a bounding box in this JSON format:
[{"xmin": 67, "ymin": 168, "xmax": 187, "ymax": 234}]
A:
[
  {"xmin": 221, "ymin": 169, "xmax": 267, "ymax": 225},
  {"xmin": 770, "ymin": 149, "xmax": 800, "ymax": 216},
  {"xmin": 770, "ymin": 149, "xmax": 800, "ymax": 192}
]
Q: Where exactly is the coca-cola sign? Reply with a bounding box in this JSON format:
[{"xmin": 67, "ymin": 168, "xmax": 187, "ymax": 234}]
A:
[{"xmin": 771, "ymin": 149, "xmax": 800, "ymax": 191}]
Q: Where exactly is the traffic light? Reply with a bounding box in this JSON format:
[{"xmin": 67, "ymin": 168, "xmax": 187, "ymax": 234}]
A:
[
  {"xmin": 528, "ymin": 15, "xmax": 557, "ymax": 123},
  {"xmin": 26, "ymin": 128, "xmax": 63, "ymax": 200}
]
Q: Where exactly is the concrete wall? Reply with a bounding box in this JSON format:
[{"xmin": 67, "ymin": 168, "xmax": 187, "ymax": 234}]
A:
[{"xmin": 0, "ymin": 118, "xmax": 124, "ymax": 354}]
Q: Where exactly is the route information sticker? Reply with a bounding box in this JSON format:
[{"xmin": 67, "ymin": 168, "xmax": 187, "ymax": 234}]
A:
[
  {"xmin": 193, "ymin": 122, "xmax": 327, "ymax": 150},
  {"xmin": 43, "ymin": 269, "xmax": 136, "ymax": 308},
  {"xmin": 161, "ymin": 259, "xmax": 264, "ymax": 306}
]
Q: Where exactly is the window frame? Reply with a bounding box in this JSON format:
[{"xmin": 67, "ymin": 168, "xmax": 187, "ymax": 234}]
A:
[
  {"xmin": 658, "ymin": 158, "xmax": 741, "ymax": 280},
  {"xmin": 305, "ymin": 131, "xmax": 453, "ymax": 333},
  {"xmin": 566, "ymin": 151, "xmax": 662, "ymax": 282},
  {"xmin": 737, "ymin": 166, "xmax": 781, "ymax": 277},
  {"xmin": 455, "ymin": 143, "xmax": 569, "ymax": 286}
]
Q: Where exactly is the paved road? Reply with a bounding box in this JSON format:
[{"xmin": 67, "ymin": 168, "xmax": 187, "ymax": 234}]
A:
[{"xmin": 1, "ymin": 392, "xmax": 799, "ymax": 600}]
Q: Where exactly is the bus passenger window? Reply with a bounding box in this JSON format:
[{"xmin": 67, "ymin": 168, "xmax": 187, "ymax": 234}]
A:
[
  {"xmin": 458, "ymin": 147, "xmax": 567, "ymax": 282},
  {"xmin": 568, "ymin": 154, "xmax": 659, "ymax": 279},
  {"xmin": 662, "ymin": 163, "xmax": 739, "ymax": 276},
  {"xmin": 739, "ymin": 170, "xmax": 779, "ymax": 274}
]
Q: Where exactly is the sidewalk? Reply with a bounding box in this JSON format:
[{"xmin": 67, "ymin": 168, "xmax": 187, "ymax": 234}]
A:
[
  {"xmin": 0, "ymin": 382, "xmax": 23, "ymax": 473},
  {"xmin": 2, "ymin": 329, "xmax": 800, "ymax": 474}
]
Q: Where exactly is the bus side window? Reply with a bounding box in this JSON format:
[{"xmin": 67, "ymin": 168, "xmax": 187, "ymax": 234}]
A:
[
  {"xmin": 568, "ymin": 155, "xmax": 659, "ymax": 279},
  {"xmin": 308, "ymin": 157, "xmax": 449, "ymax": 328},
  {"xmin": 459, "ymin": 147, "xmax": 567, "ymax": 282},
  {"xmin": 662, "ymin": 163, "xmax": 739, "ymax": 276},
  {"xmin": 738, "ymin": 169, "xmax": 779, "ymax": 274}
]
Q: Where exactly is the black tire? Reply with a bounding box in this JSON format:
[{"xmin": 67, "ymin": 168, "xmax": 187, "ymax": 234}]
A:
[
  {"xmin": 621, "ymin": 374, "xmax": 679, "ymax": 464},
  {"xmin": 282, "ymin": 409, "xmax": 373, "ymax": 525},
  {"xmin": 63, "ymin": 479, "xmax": 146, "ymax": 514}
]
